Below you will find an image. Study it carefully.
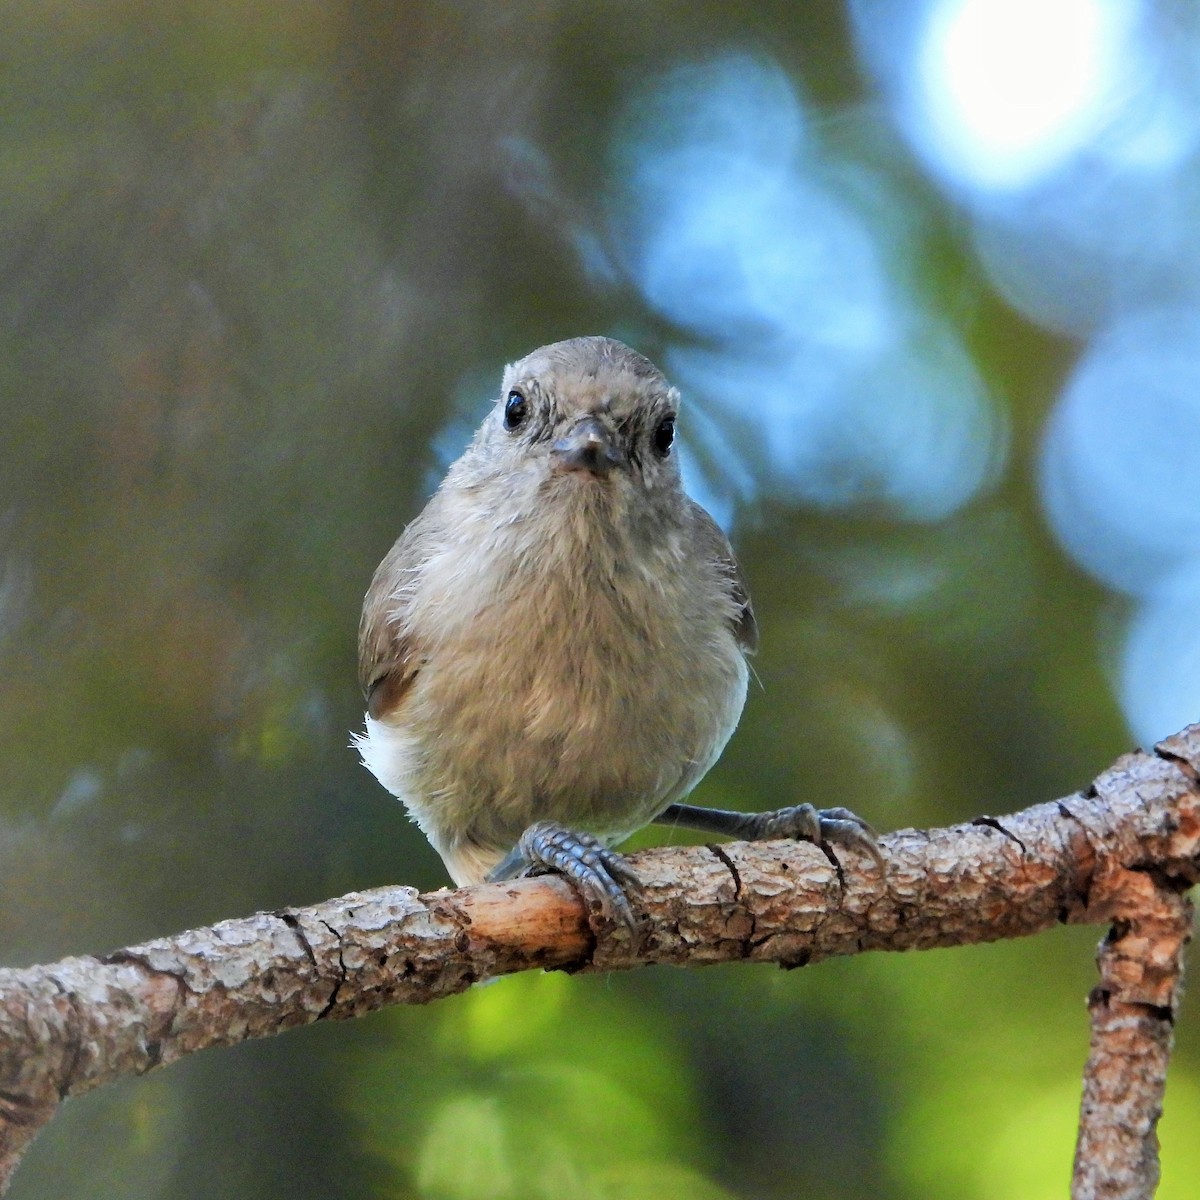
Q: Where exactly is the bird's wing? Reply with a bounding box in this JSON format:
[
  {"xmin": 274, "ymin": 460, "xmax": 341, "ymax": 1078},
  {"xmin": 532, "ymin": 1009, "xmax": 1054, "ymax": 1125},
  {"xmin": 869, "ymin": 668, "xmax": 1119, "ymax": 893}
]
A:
[
  {"xmin": 685, "ymin": 499, "xmax": 758, "ymax": 653},
  {"xmin": 358, "ymin": 520, "xmax": 427, "ymax": 721}
]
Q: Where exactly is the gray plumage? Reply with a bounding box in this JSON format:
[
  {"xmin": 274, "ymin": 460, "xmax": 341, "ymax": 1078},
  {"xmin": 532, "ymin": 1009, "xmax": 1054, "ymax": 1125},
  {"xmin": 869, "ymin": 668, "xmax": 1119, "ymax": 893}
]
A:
[{"xmin": 355, "ymin": 336, "xmax": 756, "ymax": 887}]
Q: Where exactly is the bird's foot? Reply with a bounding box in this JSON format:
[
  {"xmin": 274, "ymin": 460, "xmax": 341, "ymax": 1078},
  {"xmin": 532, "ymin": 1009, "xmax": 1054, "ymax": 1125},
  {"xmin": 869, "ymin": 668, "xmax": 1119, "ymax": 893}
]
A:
[
  {"xmin": 742, "ymin": 804, "xmax": 885, "ymax": 870},
  {"xmin": 487, "ymin": 820, "xmax": 643, "ymax": 931},
  {"xmin": 657, "ymin": 802, "xmax": 885, "ymax": 871}
]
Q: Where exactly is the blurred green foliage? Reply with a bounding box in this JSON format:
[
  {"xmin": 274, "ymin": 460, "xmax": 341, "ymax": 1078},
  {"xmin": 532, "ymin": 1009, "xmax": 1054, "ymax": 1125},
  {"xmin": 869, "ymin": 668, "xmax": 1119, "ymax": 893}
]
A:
[{"xmin": 0, "ymin": 2, "xmax": 1194, "ymax": 1198}]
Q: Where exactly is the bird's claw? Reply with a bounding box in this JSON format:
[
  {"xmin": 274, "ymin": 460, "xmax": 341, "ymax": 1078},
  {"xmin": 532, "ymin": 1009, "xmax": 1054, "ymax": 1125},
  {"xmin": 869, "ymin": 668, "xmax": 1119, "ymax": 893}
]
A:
[
  {"xmin": 749, "ymin": 803, "xmax": 885, "ymax": 871},
  {"xmin": 495, "ymin": 820, "xmax": 643, "ymax": 931}
]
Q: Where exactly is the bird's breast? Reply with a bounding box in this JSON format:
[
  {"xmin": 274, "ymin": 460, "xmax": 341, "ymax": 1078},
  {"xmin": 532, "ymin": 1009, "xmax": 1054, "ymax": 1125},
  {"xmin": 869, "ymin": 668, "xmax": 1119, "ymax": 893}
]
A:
[{"xmin": 376, "ymin": 502, "xmax": 748, "ymax": 858}]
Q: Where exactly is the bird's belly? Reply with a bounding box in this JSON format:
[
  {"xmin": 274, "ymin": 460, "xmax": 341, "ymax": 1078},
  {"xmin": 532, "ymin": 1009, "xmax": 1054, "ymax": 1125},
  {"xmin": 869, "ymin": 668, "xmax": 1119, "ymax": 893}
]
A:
[{"xmin": 360, "ymin": 615, "xmax": 747, "ymax": 879}]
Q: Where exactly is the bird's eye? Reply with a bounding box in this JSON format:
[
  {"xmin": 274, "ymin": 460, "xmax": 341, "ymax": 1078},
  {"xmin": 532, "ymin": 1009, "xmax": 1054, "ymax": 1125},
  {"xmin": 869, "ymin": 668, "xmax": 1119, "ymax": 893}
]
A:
[
  {"xmin": 503, "ymin": 390, "xmax": 528, "ymax": 431},
  {"xmin": 652, "ymin": 414, "xmax": 676, "ymax": 457}
]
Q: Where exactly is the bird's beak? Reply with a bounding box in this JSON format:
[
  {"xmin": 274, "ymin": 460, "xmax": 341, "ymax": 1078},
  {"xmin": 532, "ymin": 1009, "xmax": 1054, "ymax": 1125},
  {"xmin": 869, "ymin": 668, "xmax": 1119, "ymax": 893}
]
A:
[{"xmin": 550, "ymin": 417, "xmax": 626, "ymax": 478}]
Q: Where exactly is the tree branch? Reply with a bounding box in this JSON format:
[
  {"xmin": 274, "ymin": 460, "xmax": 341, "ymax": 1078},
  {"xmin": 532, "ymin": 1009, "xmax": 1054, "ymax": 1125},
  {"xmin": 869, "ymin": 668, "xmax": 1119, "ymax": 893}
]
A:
[
  {"xmin": 1068, "ymin": 728, "xmax": 1198, "ymax": 1200},
  {"xmin": 2, "ymin": 728, "xmax": 1199, "ymax": 1196}
]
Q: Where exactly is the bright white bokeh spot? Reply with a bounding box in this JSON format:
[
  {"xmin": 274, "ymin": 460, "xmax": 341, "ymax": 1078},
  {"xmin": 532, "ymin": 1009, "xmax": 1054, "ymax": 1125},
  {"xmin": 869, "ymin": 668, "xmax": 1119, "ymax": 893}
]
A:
[
  {"xmin": 916, "ymin": 0, "xmax": 1135, "ymax": 189},
  {"xmin": 852, "ymin": 0, "xmax": 1200, "ymax": 335}
]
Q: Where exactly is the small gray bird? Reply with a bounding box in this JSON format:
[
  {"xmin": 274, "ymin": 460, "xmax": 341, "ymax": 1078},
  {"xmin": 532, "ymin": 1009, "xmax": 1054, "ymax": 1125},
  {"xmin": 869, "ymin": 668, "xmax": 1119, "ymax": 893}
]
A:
[{"xmin": 356, "ymin": 337, "xmax": 879, "ymax": 924}]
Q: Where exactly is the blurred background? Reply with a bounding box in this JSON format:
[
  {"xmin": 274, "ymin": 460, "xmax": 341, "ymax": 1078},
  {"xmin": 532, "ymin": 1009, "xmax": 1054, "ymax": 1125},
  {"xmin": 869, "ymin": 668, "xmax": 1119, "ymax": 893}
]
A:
[{"xmin": 2, "ymin": 1, "xmax": 1199, "ymax": 1196}]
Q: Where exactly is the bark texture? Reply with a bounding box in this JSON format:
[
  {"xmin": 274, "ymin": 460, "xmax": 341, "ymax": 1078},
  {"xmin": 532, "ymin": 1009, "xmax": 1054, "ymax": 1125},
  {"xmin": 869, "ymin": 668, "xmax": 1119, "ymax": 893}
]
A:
[
  {"xmin": 1068, "ymin": 727, "xmax": 1199, "ymax": 1200},
  {"xmin": 2, "ymin": 727, "xmax": 1199, "ymax": 1195}
]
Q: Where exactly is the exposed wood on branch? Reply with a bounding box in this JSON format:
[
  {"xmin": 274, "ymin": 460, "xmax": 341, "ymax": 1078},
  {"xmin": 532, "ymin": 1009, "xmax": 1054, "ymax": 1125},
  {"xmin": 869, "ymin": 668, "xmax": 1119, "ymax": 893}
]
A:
[{"xmin": 2, "ymin": 728, "xmax": 1199, "ymax": 1196}]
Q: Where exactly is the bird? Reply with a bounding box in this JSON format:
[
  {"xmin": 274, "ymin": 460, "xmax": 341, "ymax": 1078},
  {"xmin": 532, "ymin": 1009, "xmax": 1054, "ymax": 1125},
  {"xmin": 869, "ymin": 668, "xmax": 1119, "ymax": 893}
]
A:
[{"xmin": 355, "ymin": 336, "xmax": 880, "ymax": 926}]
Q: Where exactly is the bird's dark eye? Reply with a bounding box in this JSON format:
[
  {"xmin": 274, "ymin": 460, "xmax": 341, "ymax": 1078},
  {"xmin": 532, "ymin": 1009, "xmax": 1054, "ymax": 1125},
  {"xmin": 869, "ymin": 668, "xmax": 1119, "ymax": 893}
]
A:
[
  {"xmin": 503, "ymin": 390, "xmax": 528, "ymax": 431},
  {"xmin": 652, "ymin": 414, "xmax": 676, "ymax": 457}
]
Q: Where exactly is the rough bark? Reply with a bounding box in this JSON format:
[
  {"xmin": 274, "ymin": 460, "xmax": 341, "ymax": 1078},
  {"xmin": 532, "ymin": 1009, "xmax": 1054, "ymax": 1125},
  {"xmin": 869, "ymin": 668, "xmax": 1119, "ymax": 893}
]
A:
[
  {"xmin": 2, "ymin": 727, "xmax": 1199, "ymax": 1196},
  {"xmin": 1067, "ymin": 727, "xmax": 1198, "ymax": 1200}
]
